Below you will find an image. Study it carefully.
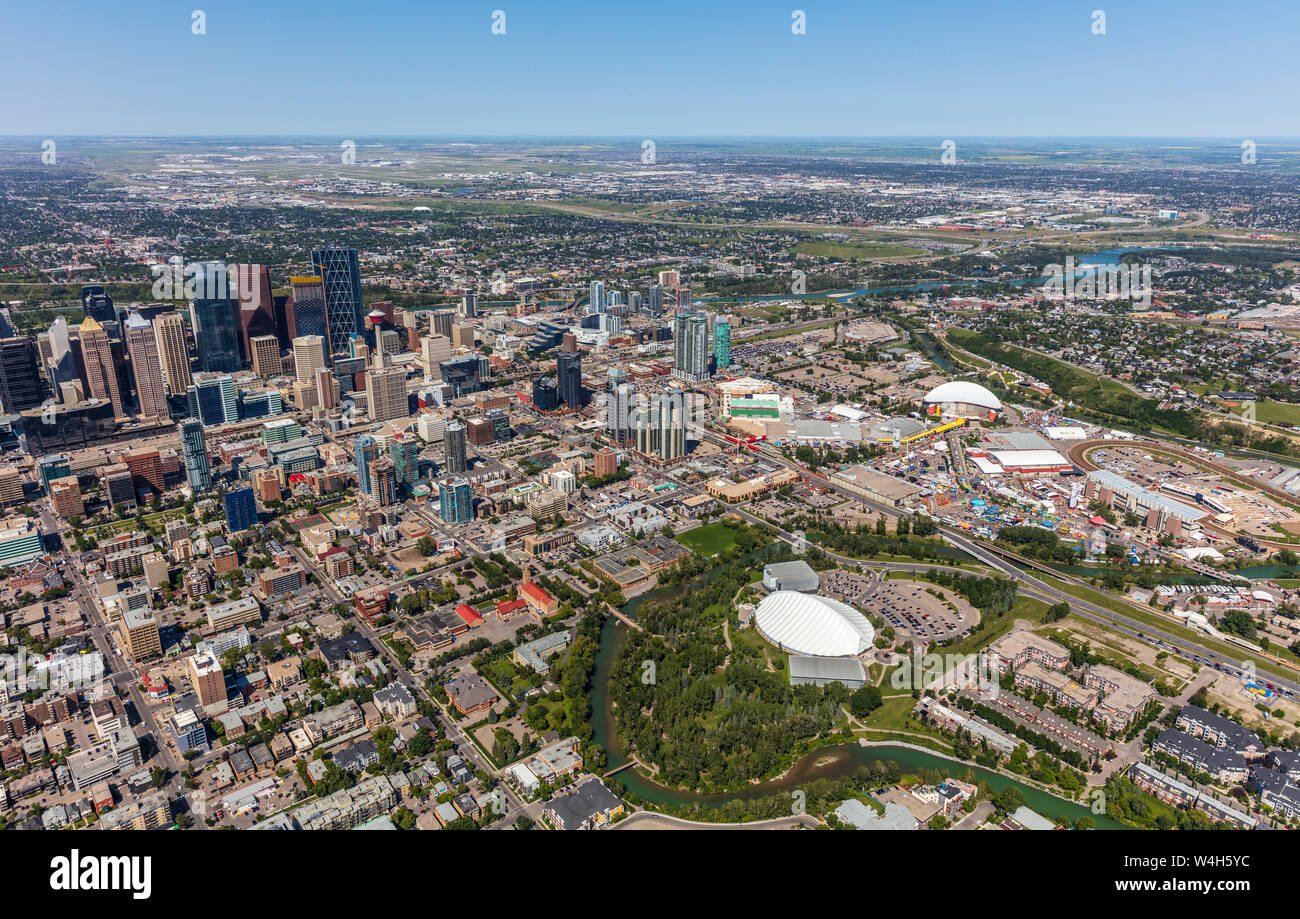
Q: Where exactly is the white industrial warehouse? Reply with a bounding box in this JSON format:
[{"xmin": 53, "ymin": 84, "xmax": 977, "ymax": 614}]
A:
[{"xmin": 753, "ymin": 591, "xmax": 876, "ymax": 658}]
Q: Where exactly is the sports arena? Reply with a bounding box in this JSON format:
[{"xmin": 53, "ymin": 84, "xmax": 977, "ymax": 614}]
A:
[
  {"xmin": 922, "ymin": 381, "xmax": 1003, "ymax": 422},
  {"xmin": 753, "ymin": 591, "xmax": 876, "ymax": 658}
]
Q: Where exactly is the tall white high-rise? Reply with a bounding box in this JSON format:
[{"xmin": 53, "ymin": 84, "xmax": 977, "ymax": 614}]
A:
[
  {"xmin": 292, "ymin": 335, "xmax": 327, "ymax": 386},
  {"xmin": 367, "ymin": 365, "xmax": 409, "ymax": 422}
]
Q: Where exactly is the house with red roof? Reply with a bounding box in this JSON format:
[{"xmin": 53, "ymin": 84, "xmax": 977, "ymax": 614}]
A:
[
  {"xmin": 519, "ymin": 581, "xmax": 558, "ymax": 618},
  {"xmin": 495, "ymin": 597, "xmax": 529, "ymax": 621},
  {"xmin": 455, "ymin": 603, "xmax": 483, "ymax": 628}
]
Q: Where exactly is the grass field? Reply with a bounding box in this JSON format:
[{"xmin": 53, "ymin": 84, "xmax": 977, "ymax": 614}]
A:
[
  {"xmin": 675, "ymin": 522, "xmax": 740, "ymax": 558},
  {"xmin": 1230, "ymin": 399, "xmax": 1300, "ymax": 426}
]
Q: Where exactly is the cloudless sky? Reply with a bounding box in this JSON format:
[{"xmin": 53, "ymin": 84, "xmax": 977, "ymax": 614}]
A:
[{"xmin": 2, "ymin": 0, "xmax": 1296, "ymax": 137}]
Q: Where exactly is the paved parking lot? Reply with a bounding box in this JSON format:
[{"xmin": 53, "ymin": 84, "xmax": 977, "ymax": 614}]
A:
[{"xmin": 870, "ymin": 579, "xmax": 979, "ymax": 644}]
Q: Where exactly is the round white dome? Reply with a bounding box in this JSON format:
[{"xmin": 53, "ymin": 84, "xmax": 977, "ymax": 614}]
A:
[
  {"xmin": 753, "ymin": 591, "xmax": 876, "ymax": 658},
  {"xmin": 923, "ymin": 380, "xmax": 1002, "ymax": 410}
]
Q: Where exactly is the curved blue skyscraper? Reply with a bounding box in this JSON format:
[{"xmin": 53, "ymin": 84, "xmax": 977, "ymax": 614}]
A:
[{"xmin": 310, "ymin": 247, "xmax": 365, "ymax": 359}]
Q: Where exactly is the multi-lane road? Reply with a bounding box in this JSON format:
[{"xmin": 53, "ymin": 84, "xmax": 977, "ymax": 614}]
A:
[{"xmin": 699, "ymin": 428, "xmax": 1300, "ymax": 697}]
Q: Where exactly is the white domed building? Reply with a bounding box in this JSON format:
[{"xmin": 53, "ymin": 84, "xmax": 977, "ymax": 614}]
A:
[
  {"xmin": 923, "ymin": 380, "xmax": 1002, "ymax": 421},
  {"xmin": 753, "ymin": 591, "xmax": 876, "ymax": 658}
]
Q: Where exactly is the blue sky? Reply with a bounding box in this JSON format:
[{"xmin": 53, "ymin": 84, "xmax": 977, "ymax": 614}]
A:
[{"xmin": 2, "ymin": 0, "xmax": 1295, "ymax": 136}]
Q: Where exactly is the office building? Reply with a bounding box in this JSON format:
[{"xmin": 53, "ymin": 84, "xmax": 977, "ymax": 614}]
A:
[
  {"xmin": 82, "ymin": 285, "xmax": 116, "ymax": 324},
  {"xmin": 223, "ymin": 487, "xmax": 258, "ymax": 533},
  {"xmin": 79, "ymin": 316, "xmax": 126, "ymax": 418},
  {"xmin": 0, "ymin": 337, "xmax": 42, "ymax": 415},
  {"xmin": 557, "ymin": 350, "xmax": 583, "ymax": 408},
  {"xmin": 430, "ymin": 310, "xmax": 453, "ymax": 338},
  {"xmin": 187, "ymin": 374, "xmax": 238, "ymax": 427},
  {"xmin": 152, "ymin": 311, "xmax": 192, "ymax": 396},
  {"xmin": 289, "ymin": 276, "xmax": 328, "ymax": 345},
  {"xmin": 367, "ymin": 365, "xmax": 408, "ymax": 422},
  {"xmin": 231, "ymin": 263, "xmax": 276, "ymax": 361},
  {"xmin": 38, "ymin": 454, "xmax": 70, "ymax": 492},
  {"xmin": 421, "ymin": 334, "xmax": 451, "ymax": 377},
  {"xmin": 532, "ymin": 376, "xmax": 559, "ymax": 411},
  {"xmin": 310, "ymin": 247, "xmax": 365, "ymax": 357},
  {"xmin": 292, "ymin": 335, "xmax": 327, "ymax": 385},
  {"xmin": 250, "ymin": 334, "xmax": 282, "ymax": 378},
  {"xmin": 124, "ymin": 312, "xmax": 167, "ymax": 419},
  {"xmin": 190, "ymin": 261, "xmax": 242, "ymax": 373},
  {"xmin": 315, "ymin": 365, "xmax": 339, "ymax": 410}
]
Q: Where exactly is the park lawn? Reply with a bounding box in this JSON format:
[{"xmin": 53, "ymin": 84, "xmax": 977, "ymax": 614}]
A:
[
  {"xmin": 942, "ymin": 595, "xmax": 1052, "ymax": 658},
  {"xmin": 481, "ymin": 656, "xmax": 541, "ymax": 700},
  {"xmin": 675, "ymin": 522, "xmax": 740, "ymax": 557},
  {"xmin": 1231, "ymin": 399, "xmax": 1300, "ymax": 426},
  {"xmin": 857, "ymin": 694, "xmax": 955, "ymax": 751}
]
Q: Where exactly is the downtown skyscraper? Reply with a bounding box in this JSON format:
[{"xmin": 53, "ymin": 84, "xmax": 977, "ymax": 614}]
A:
[
  {"xmin": 124, "ymin": 312, "xmax": 167, "ymax": 419},
  {"xmin": 289, "ymin": 275, "xmax": 329, "ymax": 348},
  {"xmin": 556, "ymin": 350, "xmax": 583, "ymax": 409},
  {"xmin": 79, "ymin": 315, "xmax": 126, "ymax": 418},
  {"xmin": 633, "ymin": 391, "xmax": 689, "ymax": 463},
  {"xmin": 310, "ymin": 248, "xmax": 365, "ymax": 358},
  {"xmin": 442, "ymin": 421, "xmax": 467, "ymax": 474},
  {"xmin": 152, "ymin": 312, "xmax": 192, "ymax": 396},
  {"xmin": 355, "ymin": 434, "xmax": 380, "ymax": 498},
  {"xmin": 607, "ymin": 381, "xmax": 635, "ymax": 446},
  {"xmin": 292, "ymin": 335, "xmax": 327, "ymax": 386},
  {"xmin": 189, "ymin": 261, "xmax": 242, "ymax": 373},
  {"xmin": 231, "ymin": 263, "xmax": 276, "ymax": 362}
]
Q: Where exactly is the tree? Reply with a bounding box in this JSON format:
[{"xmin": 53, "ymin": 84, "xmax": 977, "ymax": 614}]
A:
[
  {"xmin": 849, "ymin": 685, "xmax": 883, "ymax": 718},
  {"xmin": 1043, "ymin": 602, "xmax": 1070, "ymax": 624}
]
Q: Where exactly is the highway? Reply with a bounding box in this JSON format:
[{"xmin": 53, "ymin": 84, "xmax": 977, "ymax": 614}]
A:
[{"xmin": 698, "ymin": 427, "xmax": 1300, "ymax": 696}]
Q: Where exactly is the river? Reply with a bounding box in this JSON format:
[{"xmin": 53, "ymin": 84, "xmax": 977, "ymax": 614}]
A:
[{"xmin": 696, "ymin": 245, "xmax": 1185, "ymax": 304}]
